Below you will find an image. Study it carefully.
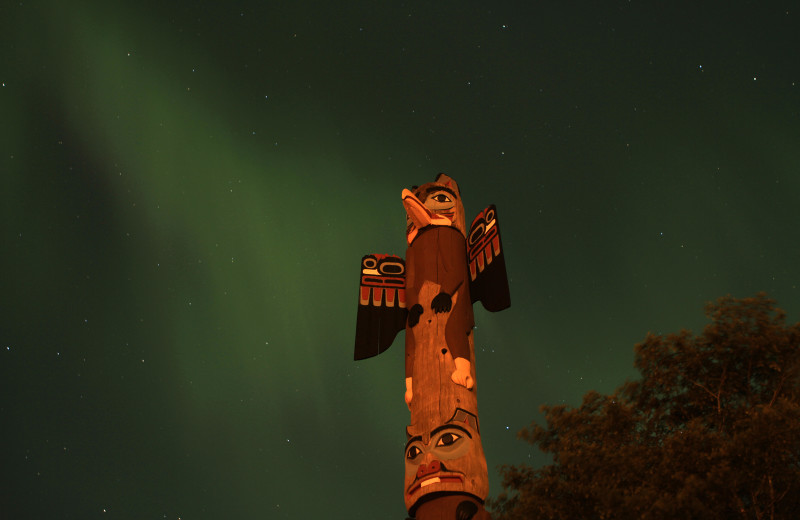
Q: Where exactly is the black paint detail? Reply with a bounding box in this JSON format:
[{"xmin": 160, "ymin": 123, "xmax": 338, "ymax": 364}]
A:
[
  {"xmin": 468, "ymin": 221, "xmax": 485, "ymax": 247},
  {"xmin": 431, "ymin": 292, "xmax": 452, "ymax": 313},
  {"xmin": 354, "ymin": 304, "xmax": 408, "ymax": 360},
  {"xmin": 380, "ymin": 264, "xmax": 404, "ymax": 275},
  {"xmin": 408, "ymin": 304, "xmax": 423, "ymax": 328},
  {"xmin": 468, "ymin": 204, "xmax": 511, "ymax": 313},
  {"xmin": 354, "ymin": 253, "xmax": 408, "ymax": 361},
  {"xmin": 441, "ymin": 348, "xmax": 447, "ymax": 354},
  {"xmin": 430, "ymin": 423, "xmax": 472, "ymax": 440},
  {"xmin": 407, "ymin": 492, "xmax": 482, "ymax": 518},
  {"xmin": 424, "ymin": 185, "xmax": 458, "ymax": 198},
  {"xmin": 362, "ymin": 276, "xmax": 404, "ymax": 286},
  {"xmin": 456, "ymin": 500, "xmax": 478, "ymax": 520}
]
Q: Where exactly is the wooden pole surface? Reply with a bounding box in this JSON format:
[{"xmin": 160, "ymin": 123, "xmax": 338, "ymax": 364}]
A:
[{"xmin": 355, "ymin": 174, "xmax": 510, "ymax": 520}]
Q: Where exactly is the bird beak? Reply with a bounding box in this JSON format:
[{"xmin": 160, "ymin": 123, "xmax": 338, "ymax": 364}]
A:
[{"xmin": 402, "ymin": 189, "xmax": 450, "ymax": 228}]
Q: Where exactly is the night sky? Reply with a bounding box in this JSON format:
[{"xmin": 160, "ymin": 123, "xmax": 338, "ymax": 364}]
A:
[{"xmin": 3, "ymin": 1, "xmax": 799, "ymax": 518}]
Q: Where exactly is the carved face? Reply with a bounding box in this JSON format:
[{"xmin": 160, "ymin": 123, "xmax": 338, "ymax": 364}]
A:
[
  {"xmin": 404, "ymin": 174, "xmax": 467, "ymax": 243},
  {"xmin": 403, "ymin": 419, "xmax": 489, "ymax": 511}
]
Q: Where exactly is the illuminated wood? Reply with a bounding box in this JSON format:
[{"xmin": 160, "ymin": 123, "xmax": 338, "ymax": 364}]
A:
[{"xmin": 355, "ymin": 174, "xmax": 509, "ymax": 519}]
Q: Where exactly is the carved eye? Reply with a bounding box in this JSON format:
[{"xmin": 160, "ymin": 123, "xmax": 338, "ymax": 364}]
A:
[
  {"xmin": 363, "ymin": 256, "xmax": 377, "ymax": 269},
  {"xmin": 436, "ymin": 432, "xmax": 461, "ymax": 447},
  {"xmin": 407, "ymin": 446, "xmax": 422, "ymax": 460},
  {"xmin": 432, "ymin": 194, "xmax": 451, "ymax": 203}
]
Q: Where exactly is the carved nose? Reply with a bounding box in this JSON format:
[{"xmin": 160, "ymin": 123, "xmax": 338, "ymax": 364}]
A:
[{"xmin": 416, "ymin": 459, "xmax": 441, "ymax": 479}]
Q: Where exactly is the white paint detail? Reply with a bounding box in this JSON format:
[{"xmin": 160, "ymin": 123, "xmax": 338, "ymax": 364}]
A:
[{"xmin": 421, "ymin": 477, "xmax": 441, "ymax": 488}]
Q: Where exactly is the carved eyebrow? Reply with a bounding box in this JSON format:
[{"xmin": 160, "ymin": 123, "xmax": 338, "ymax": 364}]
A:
[
  {"xmin": 431, "ymin": 423, "xmax": 472, "ymax": 439},
  {"xmin": 424, "ymin": 186, "xmax": 457, "ymax": 198},
  {"xmin": 405, "ymin": 435, "xmax": 422, "ymax": 451},
  {"xmin": 406, "ymin": 424, "xmax": 473, "ymax": 451}
]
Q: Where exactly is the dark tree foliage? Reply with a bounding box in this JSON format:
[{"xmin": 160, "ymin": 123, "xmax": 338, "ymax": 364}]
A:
[{"xmin": 490, "ymin": 294, "xmax": 800, "ymax": 520}]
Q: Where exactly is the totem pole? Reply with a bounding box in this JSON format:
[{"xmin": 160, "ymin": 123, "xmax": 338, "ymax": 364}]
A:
[{"xmin": 354, "ymin": 174, "xmax": 510, "ymax": 520}]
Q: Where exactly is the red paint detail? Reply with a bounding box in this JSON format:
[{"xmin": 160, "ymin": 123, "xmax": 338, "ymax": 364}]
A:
[
  {"xmin": 469, "ymin": 259, "xmax": 477, "ymax": 281},
  {"xmin": 416, "ymin": 459, "xmax": 442, "ymax": 479},
  {"xmin": 492, "ymin": 235, "xmax": 501, "ymax": 255},
  {"xmin": 477, "ymin": 250, "xmax": 485, "ymax": 272},
  {"xmin": 360, "ymin": 286, "xmax": 371, "ymax": 305},
  {"xmin": 385, "ymin": 288, "xmax": 396, "ymax": 307},
  {"xmin": 468, "ymin": 225, "xmax": 496, "ymax": 261},
  {"xmin": 398, "ymin": 289, "xmax": 406, "ymax": 308},
  {"xmin": 372, "ymin": 287, "xmax": 384, "ymax": 306}
]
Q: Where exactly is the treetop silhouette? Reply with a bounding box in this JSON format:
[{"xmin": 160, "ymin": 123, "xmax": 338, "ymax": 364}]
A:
[{"xmin": 491, "ymin": 293, "xmax": 800, "ymax": 520}]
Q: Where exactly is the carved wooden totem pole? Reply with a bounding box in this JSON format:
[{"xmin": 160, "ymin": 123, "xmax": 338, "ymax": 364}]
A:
[{"xmin": 354, "ymin": 174, "xmax": 510, "ymax": 520}]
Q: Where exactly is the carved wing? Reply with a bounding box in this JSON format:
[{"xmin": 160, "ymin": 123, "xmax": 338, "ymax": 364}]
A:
[
  {"xmin": 467, "ymin": 205, "xmax": 511, "ymax": 312},
  {"xmin": 354, "ymin": 254, "xmax": 408, "ymax": 360}
]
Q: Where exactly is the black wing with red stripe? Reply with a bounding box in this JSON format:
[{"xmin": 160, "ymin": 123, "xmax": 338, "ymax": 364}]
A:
[
  {"xmin": 354, "ymin": 254, "xmax": 408, "ymax": 360},
  {"xmin": 467, "ymin": 205, "xmax": 510, "ymax": 312}
]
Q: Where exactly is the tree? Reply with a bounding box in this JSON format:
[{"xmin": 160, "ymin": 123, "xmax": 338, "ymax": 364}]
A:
[{"xmin": 489, "ymin": 293, "xmax": 800, "ymax": 520}]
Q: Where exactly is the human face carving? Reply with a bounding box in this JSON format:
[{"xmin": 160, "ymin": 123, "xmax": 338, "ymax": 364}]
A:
[{"xmin": 404, "ymin": 422, "xmax": 488, "ymax": 510}]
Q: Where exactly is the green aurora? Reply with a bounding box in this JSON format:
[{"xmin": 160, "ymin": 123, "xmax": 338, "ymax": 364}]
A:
[{"xmin": 3, "ymin": 2, "xmax": 799, "ymax": 518}]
